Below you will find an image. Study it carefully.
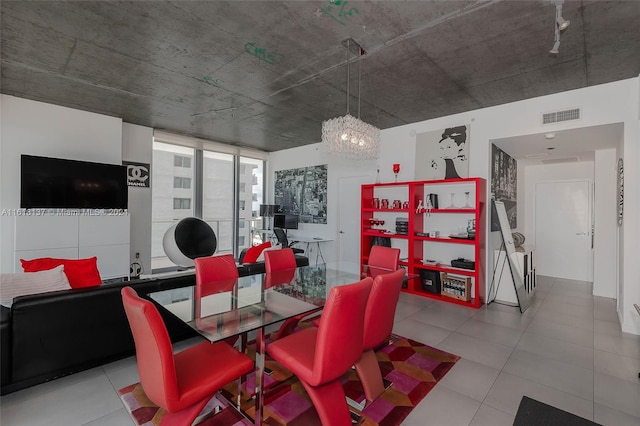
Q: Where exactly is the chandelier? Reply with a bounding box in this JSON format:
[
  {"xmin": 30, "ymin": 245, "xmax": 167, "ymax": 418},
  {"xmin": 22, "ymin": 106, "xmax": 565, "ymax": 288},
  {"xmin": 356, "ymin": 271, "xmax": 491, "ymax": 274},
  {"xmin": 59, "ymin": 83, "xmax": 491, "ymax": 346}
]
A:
[{"xmin": 322, "ymin": 38, "xmax": 380, "ymax": 160}]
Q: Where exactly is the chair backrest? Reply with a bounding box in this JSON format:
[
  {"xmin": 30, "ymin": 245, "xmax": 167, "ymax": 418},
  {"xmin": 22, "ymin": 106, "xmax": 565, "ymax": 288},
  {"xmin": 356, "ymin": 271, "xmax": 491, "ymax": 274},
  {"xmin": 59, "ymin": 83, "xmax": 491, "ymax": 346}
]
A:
[
  {"xmin": 312, "ymin": 277, "xmax": 372, "ymax": 386},
  {"xmin": 195, "ymin": 254, "xmax": 238, "ymax": 297},
  {"xmin": 121, "ymin": 287, "xmax": 178, "ymax": 410},
  {"xmin": 368, "ymin": 246, "xmax": 400, "ymax": 277},
  {"xmin": 264, "ymin": 248, "xmax": 297, "ymax": 273},
  {"xmin": 273, "ymin": 228, "xmax": 289, "ymax": 247},
  {"xmin": 363, "ymin": 268, "xmax": 405, "ymax": 350}
]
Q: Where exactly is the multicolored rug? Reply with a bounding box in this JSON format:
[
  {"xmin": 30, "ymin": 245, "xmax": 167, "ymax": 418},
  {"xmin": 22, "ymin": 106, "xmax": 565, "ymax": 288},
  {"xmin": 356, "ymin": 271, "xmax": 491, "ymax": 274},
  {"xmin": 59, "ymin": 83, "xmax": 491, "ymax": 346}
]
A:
[{"xmin": 119, "ymin": 334, "xmax": 459, "ymax": 426}]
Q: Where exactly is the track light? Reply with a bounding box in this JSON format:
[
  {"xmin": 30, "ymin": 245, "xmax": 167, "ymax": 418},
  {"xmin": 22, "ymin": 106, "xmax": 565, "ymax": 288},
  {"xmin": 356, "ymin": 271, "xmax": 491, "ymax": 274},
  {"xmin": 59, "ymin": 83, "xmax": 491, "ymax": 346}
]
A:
[
  {"xmin": 557, "ymin": 16, "xmax": 570, "ymax": 31},
  {"xmin": 550, "ymin": 1, "xmax": 569, "ymax": 55}
]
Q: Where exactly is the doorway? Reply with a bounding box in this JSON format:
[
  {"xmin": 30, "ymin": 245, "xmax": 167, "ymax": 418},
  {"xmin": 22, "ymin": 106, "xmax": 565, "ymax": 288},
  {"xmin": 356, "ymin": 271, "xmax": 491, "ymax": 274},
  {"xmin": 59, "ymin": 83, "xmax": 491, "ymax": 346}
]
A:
[
  {"xmin": 336, "ymin": 175, "xmax": 370, "ymax": 272},
  {"xmin": 535, "ymin": 180, "xmax": 593, "ymax": 281}
]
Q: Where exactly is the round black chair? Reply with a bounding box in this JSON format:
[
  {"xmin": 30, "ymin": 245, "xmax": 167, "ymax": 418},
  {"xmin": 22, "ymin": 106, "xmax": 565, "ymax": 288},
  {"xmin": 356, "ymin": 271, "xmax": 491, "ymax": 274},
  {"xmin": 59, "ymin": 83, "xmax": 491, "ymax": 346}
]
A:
[{"xmin": 163, "ymin": 217, "xmax": 217, "ymax": 267}]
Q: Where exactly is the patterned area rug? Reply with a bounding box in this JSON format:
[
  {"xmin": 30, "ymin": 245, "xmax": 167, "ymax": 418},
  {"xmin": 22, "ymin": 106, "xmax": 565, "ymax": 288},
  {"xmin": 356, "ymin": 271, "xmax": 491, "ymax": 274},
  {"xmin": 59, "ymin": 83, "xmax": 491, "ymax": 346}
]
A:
[{"xmin": 119, "ymin": 334, "xmax": 459, "ymax": 426}]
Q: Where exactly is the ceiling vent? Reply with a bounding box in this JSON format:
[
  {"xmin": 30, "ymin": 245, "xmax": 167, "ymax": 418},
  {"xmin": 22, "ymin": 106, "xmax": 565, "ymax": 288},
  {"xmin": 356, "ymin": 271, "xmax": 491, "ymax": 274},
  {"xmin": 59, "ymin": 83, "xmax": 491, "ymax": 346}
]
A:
[
  {"xmin": 542, "ymin": 108, "xmax": 580, "ymax": 124},
  {"xmin": 541, "ymin": 157, "xmax": 580, "ymax": 164}
]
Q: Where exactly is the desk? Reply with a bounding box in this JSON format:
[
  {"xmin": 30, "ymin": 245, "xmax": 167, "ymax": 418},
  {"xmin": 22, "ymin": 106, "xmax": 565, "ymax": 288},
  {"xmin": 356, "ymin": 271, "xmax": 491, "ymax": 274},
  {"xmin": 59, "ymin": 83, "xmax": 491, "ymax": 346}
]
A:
[
  {"xmin": 148, "ymin": 264, "xmax": 362, "ymax": 425},
  {"xmin": 288, "ymin": 235, "xmax": 333, "ymax": 264}
]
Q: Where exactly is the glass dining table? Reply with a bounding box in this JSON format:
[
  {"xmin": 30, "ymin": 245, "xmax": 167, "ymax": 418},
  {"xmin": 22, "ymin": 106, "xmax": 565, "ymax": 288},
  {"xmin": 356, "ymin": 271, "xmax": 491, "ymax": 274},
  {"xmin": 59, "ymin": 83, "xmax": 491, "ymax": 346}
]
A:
[{"xmin": 148, "ymin": 262, "xmax": 372, "ymax": 424}]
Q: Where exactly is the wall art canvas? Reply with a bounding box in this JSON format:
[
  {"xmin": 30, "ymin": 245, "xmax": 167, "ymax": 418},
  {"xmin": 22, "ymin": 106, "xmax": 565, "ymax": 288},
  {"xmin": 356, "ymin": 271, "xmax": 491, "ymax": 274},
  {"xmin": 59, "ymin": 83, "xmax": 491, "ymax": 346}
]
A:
[
  {"xmin": 491, "ymin": 144, "xmax": 517, "ymax": 230},
  {"xmin": 274, "ymin": 164, "xmax": 327, "ymax": 224},
  {"xmin": 415, "ymin": 125, "xmax": 470, "ymax": 180}
]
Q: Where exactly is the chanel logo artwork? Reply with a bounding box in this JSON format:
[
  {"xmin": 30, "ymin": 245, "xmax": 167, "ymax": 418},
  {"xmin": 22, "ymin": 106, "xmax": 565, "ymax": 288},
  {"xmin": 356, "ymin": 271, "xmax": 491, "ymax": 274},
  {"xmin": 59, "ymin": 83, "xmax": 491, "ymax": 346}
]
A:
[{"xmin": 123, "ymin": 161, "xmax": 150, "ymax": 188}]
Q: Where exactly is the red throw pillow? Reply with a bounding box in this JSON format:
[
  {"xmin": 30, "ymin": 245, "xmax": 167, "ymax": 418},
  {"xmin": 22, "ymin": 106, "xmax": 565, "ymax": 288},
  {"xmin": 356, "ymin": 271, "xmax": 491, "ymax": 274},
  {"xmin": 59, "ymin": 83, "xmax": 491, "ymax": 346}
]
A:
[
  {"xmin": 20, "ymin": 257, "xmax": 102, "ymax": 289},
  {"xmin": 242, "ymin": 242, "xmax": 271, "ymax": 264}
]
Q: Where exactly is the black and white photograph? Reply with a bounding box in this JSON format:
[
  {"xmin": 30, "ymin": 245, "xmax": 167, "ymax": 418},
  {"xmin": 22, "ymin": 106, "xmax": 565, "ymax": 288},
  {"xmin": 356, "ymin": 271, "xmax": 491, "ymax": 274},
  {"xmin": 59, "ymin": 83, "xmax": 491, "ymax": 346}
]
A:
[
  {"xmin": 415, "ymin": 125, "xmax": 470, "ymax": 181},
  {"xmin": 491, "ymin": 144, "xmax": 517, "ymax": 230},
  {"xmin": 274, "ymin": 165, "xmax": 327, "ymax": 224}
]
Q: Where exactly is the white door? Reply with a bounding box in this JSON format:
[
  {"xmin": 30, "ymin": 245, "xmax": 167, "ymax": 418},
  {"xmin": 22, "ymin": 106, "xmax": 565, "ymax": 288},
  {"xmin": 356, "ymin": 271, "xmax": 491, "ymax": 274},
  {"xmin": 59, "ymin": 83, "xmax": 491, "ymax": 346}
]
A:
[
  {"xmin": 535, "ymin": 180, "xmax": 592, "ymax": 281},
  {"xmin": 336, "ymin": 176, "xmax": 370, "ymax": 272}
]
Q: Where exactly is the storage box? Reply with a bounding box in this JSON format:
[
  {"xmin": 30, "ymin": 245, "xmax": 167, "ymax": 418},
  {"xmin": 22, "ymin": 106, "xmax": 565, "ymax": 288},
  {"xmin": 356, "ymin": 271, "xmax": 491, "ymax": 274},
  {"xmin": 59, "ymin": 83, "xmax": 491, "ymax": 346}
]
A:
[
  {"xmin": 441, "ymin": 273, "xmax": 471, "ymax": 302},
  {"xmin": 420, "ymin": 269, "xmax": 441, "ymax": 293}
]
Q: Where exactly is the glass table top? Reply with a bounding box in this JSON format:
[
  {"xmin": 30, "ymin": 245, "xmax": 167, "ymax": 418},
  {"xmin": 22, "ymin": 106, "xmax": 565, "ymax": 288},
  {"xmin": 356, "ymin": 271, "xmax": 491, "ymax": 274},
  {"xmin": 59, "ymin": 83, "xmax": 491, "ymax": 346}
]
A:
[{"xmin": 148, "ymin": 263, "xmax": 368, "ymax": 343}]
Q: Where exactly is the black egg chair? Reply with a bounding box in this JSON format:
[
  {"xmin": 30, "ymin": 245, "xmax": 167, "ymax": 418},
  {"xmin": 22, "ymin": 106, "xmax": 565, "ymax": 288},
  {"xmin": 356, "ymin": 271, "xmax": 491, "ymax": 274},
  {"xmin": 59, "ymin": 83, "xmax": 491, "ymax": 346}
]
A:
[{"xmin": 163, "ymin": 217, "xmax": 217, "ymax": 267}]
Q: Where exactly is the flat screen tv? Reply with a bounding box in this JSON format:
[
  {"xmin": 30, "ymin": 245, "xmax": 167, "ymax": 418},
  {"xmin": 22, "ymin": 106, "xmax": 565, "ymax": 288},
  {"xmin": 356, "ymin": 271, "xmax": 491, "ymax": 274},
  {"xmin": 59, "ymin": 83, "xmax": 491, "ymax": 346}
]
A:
[
  {"xmin": 21, "ymin": 155, "xmax": 128, "ymax": 209},
  {"xmin": 273, "ymin": 213, "xmax": 299, "ymax": 230}
]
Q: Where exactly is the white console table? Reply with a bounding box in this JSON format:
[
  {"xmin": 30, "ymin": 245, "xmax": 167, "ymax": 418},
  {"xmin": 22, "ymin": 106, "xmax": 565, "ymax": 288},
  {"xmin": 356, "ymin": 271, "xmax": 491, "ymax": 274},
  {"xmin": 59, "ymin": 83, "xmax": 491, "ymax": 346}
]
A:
[
  {"xmin": 289, "ymin": 235, "xmax": 333, "ymax": 265},
  {"xmin": 492, "ymin": 246, "xmax": 536, "ymax": 305}
]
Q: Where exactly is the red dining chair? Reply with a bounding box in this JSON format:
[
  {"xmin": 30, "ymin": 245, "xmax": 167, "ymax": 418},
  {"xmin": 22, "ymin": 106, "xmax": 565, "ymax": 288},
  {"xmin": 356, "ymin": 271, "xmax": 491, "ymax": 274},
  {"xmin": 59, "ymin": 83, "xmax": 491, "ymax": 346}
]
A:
[
  {"xmin": 354, "ymin": 268, "xmax": 406, "ymax": 402},
  {"xmin": 264, "ymin": 247, "xmax": 297, "ymax": 273},
  {"xmin": 121, "ymin": 287, "xmax": 254, "ymax": 426},
  {"xmin": 367, "ymin": 245, "xmax": 401, "ymax": 278},
  {"xmin": 264, "ymin": 248, "xmax": 308, "ymax": 339},
  {"xmin": 194, "ymin": 254, "xmax": 241, "ymax": 346},
  {"xmin": 267, "ymin": 277, "xmax": 373, "ymax": 426}
]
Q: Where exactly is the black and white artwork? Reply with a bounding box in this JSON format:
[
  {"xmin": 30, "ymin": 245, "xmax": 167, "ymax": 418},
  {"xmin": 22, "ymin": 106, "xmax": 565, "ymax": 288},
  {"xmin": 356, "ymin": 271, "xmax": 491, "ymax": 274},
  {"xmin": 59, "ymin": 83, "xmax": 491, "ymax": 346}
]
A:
[
  {"xmin": 491, "ymin": 144, "xmax": 517, "ymax": 230},
  {"xmin": 274, "ymin": 164, "xmax": 327, "ymax": 224},
  {"xmin": 415, "ymin": 125, "xmax": 470, "ymax": 180}
]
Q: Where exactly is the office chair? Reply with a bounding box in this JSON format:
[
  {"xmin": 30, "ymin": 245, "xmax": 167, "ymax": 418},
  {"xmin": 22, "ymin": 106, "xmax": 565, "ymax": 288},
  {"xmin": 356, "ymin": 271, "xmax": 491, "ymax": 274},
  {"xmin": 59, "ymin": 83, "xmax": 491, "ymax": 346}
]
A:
[{"xmin": 273, "ymin": 227, "xmax": 305, "ymax": 255}]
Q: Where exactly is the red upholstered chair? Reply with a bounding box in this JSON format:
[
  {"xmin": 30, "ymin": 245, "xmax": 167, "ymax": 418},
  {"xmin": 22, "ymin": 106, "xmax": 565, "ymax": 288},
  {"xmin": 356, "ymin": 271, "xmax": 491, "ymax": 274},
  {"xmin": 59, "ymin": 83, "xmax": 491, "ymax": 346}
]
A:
[
  {"xmin": 267, "ymin": 278, "xmax": 373, "ymax": 426},
  {"xmin": 367, "ymin": 245, "xmax": 401, "ymax": 278},
  {"xmin": 194, "ymin": 254, "xmax": 240, "ymax": 346},
  {"xmin": 264, "ymin": 247, "xmax": 297, "ymax": 273},
  {"xmin": 121, "ymin": 287, "xmax": 254, "ymax": 426},
  {"xmin": 264, "ymin": 248, "xmax": 305, "ymax": 339},
  {"xmin": 354, "ymin": 268, "xmax": 406, "ymax": 402}
]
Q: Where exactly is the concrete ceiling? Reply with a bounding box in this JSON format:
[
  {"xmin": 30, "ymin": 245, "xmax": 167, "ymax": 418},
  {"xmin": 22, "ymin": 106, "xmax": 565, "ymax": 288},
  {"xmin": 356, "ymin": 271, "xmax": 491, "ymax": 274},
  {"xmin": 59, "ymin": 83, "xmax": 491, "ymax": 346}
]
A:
[{"xmin": 2, "ymin": 1, "xmax": 639, "ymax": 153}]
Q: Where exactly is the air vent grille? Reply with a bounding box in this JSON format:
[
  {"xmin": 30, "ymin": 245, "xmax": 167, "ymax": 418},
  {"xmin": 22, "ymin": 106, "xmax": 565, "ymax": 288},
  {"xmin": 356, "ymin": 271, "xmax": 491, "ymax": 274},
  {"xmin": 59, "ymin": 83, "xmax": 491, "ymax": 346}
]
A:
[
  {"xmin": 541, "ymin": 157, "xmax": 579, "ymax": 164},
  {"xmin": 542, "ymin": 108, "xmax": 580, "ymax": 124}
]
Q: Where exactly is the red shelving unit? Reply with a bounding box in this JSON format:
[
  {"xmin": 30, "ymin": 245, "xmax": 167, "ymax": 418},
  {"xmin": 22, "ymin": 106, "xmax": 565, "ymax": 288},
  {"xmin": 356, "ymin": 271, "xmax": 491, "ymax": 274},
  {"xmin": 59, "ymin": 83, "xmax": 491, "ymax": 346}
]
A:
[{"xmin": 361, "ymin": 177, "xmax": 486, "ymax": 308}]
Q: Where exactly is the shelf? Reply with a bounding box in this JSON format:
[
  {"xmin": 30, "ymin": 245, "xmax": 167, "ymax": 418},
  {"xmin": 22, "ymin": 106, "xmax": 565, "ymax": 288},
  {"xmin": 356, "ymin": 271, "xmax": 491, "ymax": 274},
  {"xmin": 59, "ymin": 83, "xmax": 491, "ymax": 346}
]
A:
[
  {"xmin": 361, "ymin": 177, "xmax": 486, "ymax": 309},
  {"xmin": 413, "ymin": 236, "xmax": 476, "ymax": 244},
  {"xmin": 417, "ymin": 208, "xmax": 475, "ymax": 214},
  {"xmin": 362, "ymin": 231, "xmax": 409, "ymax": 239}
]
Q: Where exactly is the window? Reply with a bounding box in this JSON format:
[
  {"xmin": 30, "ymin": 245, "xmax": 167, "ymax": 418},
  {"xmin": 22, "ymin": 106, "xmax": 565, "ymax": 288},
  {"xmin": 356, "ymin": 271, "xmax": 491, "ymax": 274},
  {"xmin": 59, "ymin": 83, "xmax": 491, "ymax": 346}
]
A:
[
  {"xmin": 173, "ymin": 177, "xmax": 191, "ymax": 189},
  {"xmin": 174, "ymin": 155, "xmax": 191, "ymax": 168},
  {"xmin": 173, "ymin": 198, "xmax": 191, "ymax": 209},
  {"xmin": 152, "ymin": 143, "xmax": 194, "ymax": 270},
  {"xmin": 152, "ymin": 137, "xmax": 265, "ymax": 272}
]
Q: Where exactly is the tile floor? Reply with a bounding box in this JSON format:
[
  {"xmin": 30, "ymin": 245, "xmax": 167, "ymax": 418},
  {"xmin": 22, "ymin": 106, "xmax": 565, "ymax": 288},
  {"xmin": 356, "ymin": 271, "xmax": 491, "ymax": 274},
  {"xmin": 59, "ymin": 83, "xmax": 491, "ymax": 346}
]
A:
[{"xmin": 1, "ymin": 275, "xmax": 639, "ymax": 425}]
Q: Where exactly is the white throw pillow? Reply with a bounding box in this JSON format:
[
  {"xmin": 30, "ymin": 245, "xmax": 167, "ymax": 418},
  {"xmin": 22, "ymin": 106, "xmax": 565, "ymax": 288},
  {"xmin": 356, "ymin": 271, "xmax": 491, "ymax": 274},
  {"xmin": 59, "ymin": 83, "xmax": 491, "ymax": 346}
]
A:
[{"xmin": 0, "ymin": 265, "xmax": 71, "ymax": 308}]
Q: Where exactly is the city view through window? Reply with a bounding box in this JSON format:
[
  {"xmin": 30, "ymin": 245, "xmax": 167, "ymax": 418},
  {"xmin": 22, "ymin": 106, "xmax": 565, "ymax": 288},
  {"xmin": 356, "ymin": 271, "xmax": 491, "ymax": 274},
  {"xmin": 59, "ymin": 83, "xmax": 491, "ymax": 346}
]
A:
[{"xmin": 151, "ymin": 142, "xmax": 264, "ymax": 271}]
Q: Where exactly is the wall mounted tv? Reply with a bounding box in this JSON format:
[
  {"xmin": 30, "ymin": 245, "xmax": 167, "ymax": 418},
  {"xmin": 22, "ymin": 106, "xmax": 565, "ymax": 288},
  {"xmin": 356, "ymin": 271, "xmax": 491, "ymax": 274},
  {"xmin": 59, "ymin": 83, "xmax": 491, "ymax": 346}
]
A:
[
  {"xmin": 273, "ymin": 213, "xmax": 299, "ymax": 230},
  {"xmin": 21, "ymin": 155, "xmax": 128, "ymax": 209}
]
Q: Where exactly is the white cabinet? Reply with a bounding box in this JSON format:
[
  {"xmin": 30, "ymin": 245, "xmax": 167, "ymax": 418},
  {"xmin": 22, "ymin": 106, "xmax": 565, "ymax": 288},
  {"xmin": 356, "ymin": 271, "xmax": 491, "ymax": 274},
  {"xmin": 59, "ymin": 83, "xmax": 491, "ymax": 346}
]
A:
[
  {"xmin": 492, "ymin": 247, "xmax": 536, "ymax": 305},
  {"xmin": 14, "ymin": 213, "xmax": 130, "ymax": 279}
]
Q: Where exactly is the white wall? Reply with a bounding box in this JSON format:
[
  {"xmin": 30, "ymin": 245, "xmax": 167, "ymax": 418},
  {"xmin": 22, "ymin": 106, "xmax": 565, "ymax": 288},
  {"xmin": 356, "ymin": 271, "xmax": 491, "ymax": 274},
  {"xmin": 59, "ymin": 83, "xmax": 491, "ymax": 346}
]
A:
[
  {"xmin": 122, "ymin": 123, "xmax": 154, "ymax": 275},
  {"xmin": 593, "ymin": 149, "xmax": 618, "ymax": 298},
  {"xmin": 270, "ymin": 76, "xmax": 640, "ymax": 335},
  {"xmin": 1, "ymin": 95, "xmax": 123, "ymax": 273}
]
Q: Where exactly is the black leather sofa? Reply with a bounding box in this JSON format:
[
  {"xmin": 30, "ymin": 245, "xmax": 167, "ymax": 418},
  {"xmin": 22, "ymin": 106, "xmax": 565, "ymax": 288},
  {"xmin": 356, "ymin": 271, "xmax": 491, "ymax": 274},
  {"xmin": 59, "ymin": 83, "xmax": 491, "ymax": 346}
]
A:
[{"xmin": 0, "ymin": 255, "xmax": 309, "ymax": 395}]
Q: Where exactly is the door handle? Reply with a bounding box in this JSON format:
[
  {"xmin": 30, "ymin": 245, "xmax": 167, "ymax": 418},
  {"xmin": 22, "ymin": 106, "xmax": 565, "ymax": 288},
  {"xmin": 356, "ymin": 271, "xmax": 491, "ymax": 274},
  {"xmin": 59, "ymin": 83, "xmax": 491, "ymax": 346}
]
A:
[
  {"xmin": 575, "ymin": 232, "xmax": 587, "ymax": 235},
  {"xmin": 339, "ymin": 230, "xmax": 345, "ymax": 234}
]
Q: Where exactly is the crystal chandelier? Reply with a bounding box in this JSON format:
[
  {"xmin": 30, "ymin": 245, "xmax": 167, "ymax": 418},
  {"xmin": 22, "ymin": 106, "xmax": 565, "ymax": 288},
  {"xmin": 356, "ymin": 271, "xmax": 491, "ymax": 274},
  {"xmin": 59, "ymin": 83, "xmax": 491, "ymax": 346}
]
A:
[{"xmin": 322, "ymin": 39, "xmax": 380, "ymax": 160}]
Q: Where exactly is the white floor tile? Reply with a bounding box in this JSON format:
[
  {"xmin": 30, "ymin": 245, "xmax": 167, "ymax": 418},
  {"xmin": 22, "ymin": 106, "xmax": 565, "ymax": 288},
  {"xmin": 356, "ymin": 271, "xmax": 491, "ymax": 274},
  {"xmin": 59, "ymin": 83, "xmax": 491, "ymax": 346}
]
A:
[
  {"xmin": 502, "ymin": 349, "xmax": 593, "ymax": 400},
  {"xmin": 403, "ymin": 386, "xmax": 481, "ymax": 426},
  {"xmin": 594, "ymin": 372, "xmax": 640, "ymax": 418},
  {"xmin": 594, "ymin": 403, "xmax": 640, "ymax": 426},
  {"xmin": 392, "ymin": 317, "xmax": 452, "ymax": 346},
  {"xmin": 437, "ymin": 332, "xmax": 513, "ymax": 370},
  {"xmin": 594, "ymin": 349, "xmax": 640, "ymax": 384},
  {"xmin": 469, "ymin": 403, "xmax": 514, "ymax": 426},
  {"xmin": 437, "ymin": 358, "xmax": 501, "ymax": 402},
  {"xmin": 484, "ymin": 372, "xmax": 593, "ymax": 420},
  {"xmin": 594, "ymin": 331, "xmax": 640, "ymax": 360},
  {"xmin": 82, "ymin": 408, "xmax": 136, "ymax": 426},
  {"xmin": 457, "ymin": 318, "xmax": 525, "ymax": 347},
  {"xmin": 515, "ymin": 332, "xmax": 594, "ymax": 371},
  {"xmin": 526, "ymin": 317, "xmax": 594, "ymax": 348}
]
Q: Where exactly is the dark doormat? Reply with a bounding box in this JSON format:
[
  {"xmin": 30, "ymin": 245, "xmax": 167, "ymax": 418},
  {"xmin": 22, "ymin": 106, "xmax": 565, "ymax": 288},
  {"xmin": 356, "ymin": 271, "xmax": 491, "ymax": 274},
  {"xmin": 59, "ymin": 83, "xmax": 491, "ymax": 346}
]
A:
[{"xmin": 513, "ymin": 396, "xmax": 601, "ymax": 426}]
